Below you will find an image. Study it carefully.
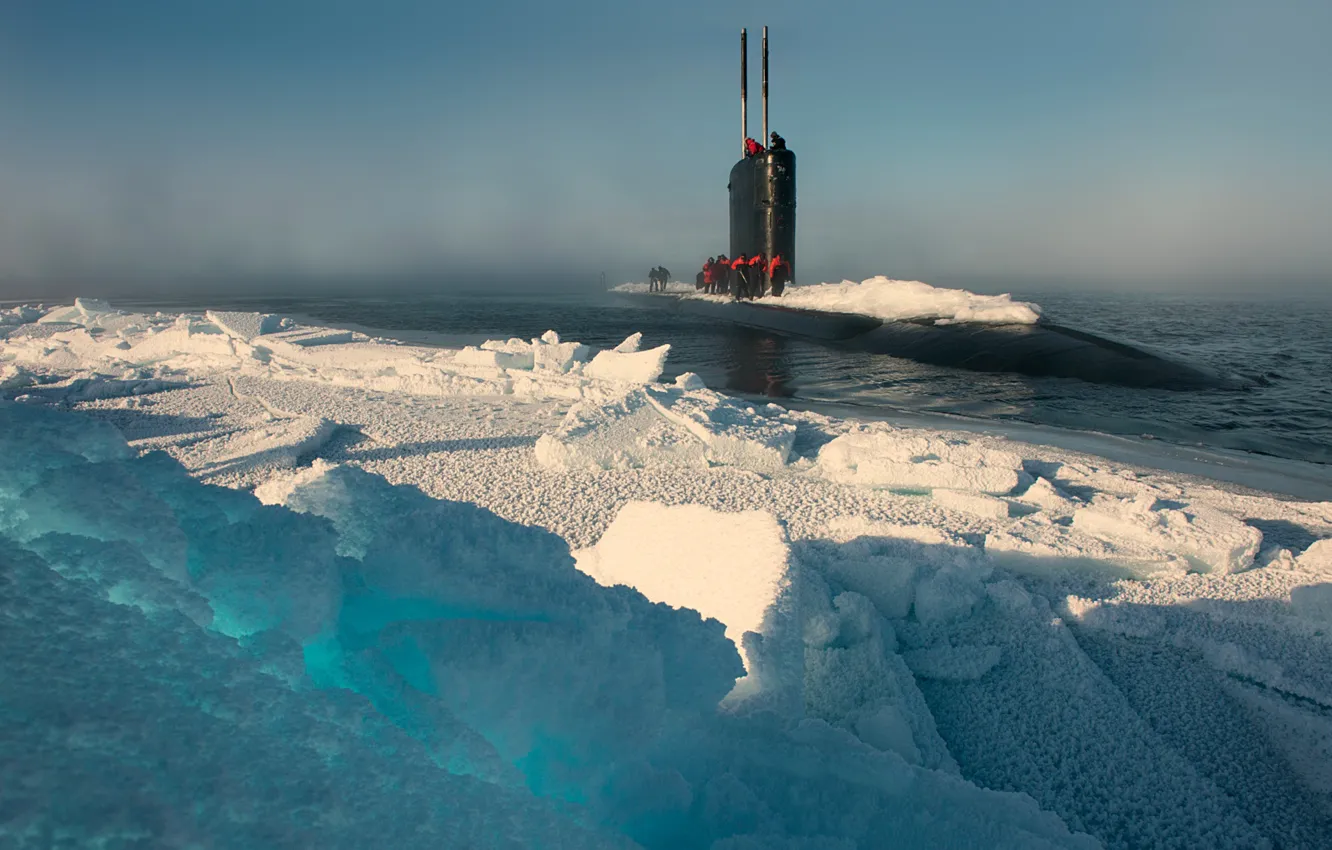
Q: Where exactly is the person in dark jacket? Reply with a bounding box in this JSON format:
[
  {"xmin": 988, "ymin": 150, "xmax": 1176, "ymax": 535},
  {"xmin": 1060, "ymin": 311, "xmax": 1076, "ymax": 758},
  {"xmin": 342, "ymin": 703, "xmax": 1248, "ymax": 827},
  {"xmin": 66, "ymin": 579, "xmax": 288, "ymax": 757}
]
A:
[
  {"xmin": 769, "ymin": 131, "xmax": 786, "ymax": 151},
  {"xmin": 768, "ymin": 254, "xmax": 790, "ymax": 296},
  {"xmin": 730, "ymin": 253, "xmax": 749, "ymax": 299}
]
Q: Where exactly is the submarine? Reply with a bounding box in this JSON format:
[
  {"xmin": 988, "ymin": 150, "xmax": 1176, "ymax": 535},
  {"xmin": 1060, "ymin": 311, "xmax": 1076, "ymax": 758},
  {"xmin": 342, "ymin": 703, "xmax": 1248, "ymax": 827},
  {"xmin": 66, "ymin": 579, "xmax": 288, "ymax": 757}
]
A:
[{"xmin": 624, "ymin": 27, "xmax": 1244, "ymax": 392}]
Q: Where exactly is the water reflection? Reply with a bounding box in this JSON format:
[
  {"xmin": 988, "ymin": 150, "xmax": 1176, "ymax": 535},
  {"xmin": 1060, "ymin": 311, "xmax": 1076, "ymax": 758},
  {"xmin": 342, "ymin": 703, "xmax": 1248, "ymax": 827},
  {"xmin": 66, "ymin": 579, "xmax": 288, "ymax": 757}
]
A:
[{"xmin": 721, "ymin": 330, "xmax": 794, "ymax": 398}]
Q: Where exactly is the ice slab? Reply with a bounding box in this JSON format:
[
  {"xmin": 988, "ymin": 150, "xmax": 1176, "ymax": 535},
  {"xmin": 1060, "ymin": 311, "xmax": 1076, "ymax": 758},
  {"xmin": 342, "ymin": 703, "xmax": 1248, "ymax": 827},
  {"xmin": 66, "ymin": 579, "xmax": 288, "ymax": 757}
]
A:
[
  {"xmin": 815, "ymin": 427, "xmax": 1025, "ymax": 494},
  {"xmin": 574, "ymin": 501, "xmax": 791, "ymax": 674},
  {"xmin": 1072, "ymin": 492, "xmax": 1263, "ymax": 573},
  {"xmin": 932, "ymin": 488, "xmax": 1013, "ymax": 519},
  {"xmin": 583, "ymin": 344, "xmax": 670, "ymax": 384},
  {"xmin": 205, "ymin": 310, "xmax": 283, "ymax": 342},
  {"xmin": 644, "ymin": 386, "xmax": 796, "ymax": 472},
  {"xmin": 1296, "ymin": 538, "xmax": 1332, "ymax": 575},
  {"xmin": 536, "ymin": 387, "xmax": 796, "ymax": 474}
]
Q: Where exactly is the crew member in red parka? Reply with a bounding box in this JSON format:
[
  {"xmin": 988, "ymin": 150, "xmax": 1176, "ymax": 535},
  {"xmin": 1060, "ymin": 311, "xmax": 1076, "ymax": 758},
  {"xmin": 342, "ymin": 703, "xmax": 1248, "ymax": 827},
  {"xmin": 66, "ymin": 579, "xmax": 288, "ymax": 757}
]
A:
[
  {"xmin": 767, "ymin": 254, "xmax": 790, "ymax": 296},
  {"xmin": 747, "ymin": 253, "xmax": 766, "ymax": 298},
  {"xmin": 744, "ymin": 137, "xmax": 764, "ymax": 157},
  {"xmin": 702, "ymin": 258, "xmax": 717, "ymax": 293},
  {"xmin": 713, "ymin": 254, "xmax": 729, "ymax": 294}
]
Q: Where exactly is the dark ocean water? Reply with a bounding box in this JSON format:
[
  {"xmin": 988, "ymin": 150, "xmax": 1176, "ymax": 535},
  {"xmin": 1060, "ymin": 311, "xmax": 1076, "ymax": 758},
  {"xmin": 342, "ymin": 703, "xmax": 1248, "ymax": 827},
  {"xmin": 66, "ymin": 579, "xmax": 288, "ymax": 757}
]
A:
[{"xmin": 113, "ymin": 289, "xmax": 1332, "ymax": 467}]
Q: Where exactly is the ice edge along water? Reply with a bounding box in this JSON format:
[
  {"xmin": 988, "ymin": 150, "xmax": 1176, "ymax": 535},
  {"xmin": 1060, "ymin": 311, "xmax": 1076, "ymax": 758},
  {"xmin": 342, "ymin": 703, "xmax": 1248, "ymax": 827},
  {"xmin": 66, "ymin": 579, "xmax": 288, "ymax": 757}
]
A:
[{"xmin": 3, "ymin": 297, "xmax": 1332, "ymax": 850}]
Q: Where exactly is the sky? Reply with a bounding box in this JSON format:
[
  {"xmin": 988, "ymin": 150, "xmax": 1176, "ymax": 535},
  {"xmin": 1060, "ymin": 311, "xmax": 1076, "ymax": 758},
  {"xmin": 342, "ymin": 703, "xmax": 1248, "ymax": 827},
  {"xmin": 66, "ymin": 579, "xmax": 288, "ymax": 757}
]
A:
[{"xmin": 2, "ymin": 0, "xmax": 1330, "ymax": 295}]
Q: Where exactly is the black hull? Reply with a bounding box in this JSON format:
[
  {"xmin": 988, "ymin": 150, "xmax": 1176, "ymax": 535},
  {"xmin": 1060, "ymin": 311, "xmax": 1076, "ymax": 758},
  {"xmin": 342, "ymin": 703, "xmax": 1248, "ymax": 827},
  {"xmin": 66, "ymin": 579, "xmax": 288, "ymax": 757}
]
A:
[{"xmin": 628, "ymin": 294, "xmax": 1241, "ymax": 390}]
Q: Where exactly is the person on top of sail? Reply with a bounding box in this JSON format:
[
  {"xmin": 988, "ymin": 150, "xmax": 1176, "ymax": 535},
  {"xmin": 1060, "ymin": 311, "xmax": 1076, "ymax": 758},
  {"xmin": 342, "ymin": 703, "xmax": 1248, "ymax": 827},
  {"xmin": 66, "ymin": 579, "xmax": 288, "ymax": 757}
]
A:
[
  {"xmin": 768, "ymin": 131, "xmax": 786, "ymax": 151},
  {"xmin": 744, "ymin": 137, "xmax": 764, "ymax": 157}
]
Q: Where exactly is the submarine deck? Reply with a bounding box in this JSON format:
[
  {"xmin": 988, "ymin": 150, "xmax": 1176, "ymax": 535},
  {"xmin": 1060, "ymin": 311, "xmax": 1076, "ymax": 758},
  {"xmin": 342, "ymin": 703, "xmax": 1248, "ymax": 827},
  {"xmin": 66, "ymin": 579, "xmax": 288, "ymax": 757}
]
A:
[{"xmin": 617, "ymin": 291, "xmax": 1241, "ymax": 390}]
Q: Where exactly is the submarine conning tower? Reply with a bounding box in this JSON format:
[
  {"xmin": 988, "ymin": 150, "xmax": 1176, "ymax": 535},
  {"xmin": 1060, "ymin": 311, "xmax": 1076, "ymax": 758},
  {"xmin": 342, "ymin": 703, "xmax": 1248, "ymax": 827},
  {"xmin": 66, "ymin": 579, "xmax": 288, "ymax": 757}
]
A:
[{"xmin": 729, "ymin": 26, "xmax": 795, "ymax": 285}]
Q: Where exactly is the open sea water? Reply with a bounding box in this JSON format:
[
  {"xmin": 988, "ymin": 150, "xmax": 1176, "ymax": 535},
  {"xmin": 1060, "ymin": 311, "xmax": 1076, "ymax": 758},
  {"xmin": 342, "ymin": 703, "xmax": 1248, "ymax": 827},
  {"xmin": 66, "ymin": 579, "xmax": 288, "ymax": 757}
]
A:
[{"xmin": 114, "ymin": 289, "xmax": 1332, "ymax": 468}]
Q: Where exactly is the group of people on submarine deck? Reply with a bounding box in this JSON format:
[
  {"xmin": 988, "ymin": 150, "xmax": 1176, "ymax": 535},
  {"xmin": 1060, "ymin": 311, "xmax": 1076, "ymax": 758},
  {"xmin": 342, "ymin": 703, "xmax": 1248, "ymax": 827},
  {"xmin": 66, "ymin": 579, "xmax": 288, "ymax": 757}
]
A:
[{"xmin": 695, "ymin": 252, "xmax": 790, "ymax": 299}]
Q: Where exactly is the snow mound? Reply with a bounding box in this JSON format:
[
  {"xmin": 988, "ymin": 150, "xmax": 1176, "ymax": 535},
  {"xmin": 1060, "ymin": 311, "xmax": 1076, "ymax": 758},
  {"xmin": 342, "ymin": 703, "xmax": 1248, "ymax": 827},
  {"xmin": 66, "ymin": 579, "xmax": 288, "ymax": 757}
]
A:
[
  {"xmin": 902, "ymin": 644, "xmax": 1003, "ymax": 681},
  {"xmin": 815, "ymin": 427, "xmax": 1026, "ymax": 494},
  {"xmin": 1072, "ymin": 492, "xmax": 1263, "ymax": 573},
  {"xmin": 0, "ymin": 305, "xmax": 44, "ymax": 327},
  {"xmin": 756, "ymin": 276, "xmax": 1043, "ymax": 325}
]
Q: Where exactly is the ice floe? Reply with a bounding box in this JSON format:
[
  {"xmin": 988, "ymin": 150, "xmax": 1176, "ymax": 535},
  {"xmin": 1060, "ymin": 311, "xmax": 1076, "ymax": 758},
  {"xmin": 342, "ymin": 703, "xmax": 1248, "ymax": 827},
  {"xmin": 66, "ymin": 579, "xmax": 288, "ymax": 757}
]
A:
[{"xmin": 4, "ymin": 298, "xmax": 1332, "ymax": 849}]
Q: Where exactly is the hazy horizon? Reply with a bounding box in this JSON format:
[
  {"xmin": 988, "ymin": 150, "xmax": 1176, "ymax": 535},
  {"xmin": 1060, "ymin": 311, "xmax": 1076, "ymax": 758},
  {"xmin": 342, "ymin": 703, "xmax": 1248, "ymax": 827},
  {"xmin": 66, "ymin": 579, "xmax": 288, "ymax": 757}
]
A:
[{"xmin": 3, "ymin": 1, "xmax": 1330, "ymax": 298}]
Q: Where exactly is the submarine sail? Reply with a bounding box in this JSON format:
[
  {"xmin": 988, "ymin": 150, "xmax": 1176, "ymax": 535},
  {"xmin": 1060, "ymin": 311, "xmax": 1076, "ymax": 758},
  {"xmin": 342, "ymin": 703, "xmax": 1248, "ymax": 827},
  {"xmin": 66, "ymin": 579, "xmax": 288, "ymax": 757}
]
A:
[{"xmin": 729, "ymin": 27, "xmax": 796, "ymax": 285}]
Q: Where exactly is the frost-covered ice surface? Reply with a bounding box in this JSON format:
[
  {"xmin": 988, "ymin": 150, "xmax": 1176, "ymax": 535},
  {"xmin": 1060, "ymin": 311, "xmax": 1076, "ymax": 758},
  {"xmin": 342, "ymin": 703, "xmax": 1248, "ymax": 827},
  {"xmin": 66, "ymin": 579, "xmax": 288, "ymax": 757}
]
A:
[
  {"xmin": 4, "ymin": 299, "xmax": 1332, "ymax": 849},
  {"xmin": 665, "ymin": 276, "xmax": 1044, "ymax": 325}
]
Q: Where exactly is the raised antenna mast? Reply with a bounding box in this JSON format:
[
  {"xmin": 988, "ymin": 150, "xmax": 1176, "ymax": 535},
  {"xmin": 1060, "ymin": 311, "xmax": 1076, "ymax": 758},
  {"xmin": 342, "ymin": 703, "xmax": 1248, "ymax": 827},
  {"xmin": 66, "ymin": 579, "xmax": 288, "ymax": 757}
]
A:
[
  {"xmin": 762, "ymin": 26, "xmax": 769, "ymax": 144},
  {"xmin": 740, "ymin": 28, "xmax": 748, "ymax": 158}
]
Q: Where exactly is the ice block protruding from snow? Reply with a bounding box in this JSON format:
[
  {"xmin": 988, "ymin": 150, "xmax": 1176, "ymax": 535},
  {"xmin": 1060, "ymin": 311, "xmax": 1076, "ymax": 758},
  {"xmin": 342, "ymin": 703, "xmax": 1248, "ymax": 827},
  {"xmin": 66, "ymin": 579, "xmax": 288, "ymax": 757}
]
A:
[
  {"xmin": 932, "ymin": 488, "xmax": 1012, "ymax": 519},
  {"xmin": 613, "ymin": 332, "xmax": 642, "ymax": 353},
  {"xmin": 1296, "ymin": 538, "xmax": 1332, "ymax": 575},
  {"xmin": 815, "ymin": 427, "xmax": 1025, "ymax": 494},
  {"xmin": 674, "ymin": 372, "xmax": 705, "ymax": 390},
  {"xmin": 1019, "ymin": 476, "xmax": 1080, "ymax": 514},
  {"xmin": 1072, "ymin": 492, "xmax": 1263, "ymax": 573},
  {"xmin": 532, "ymin": 331, "xmax": 591, "ymax": 373},
  {"xmin": 534, "ymin": 389, "xmax": 709, "ymax": 471},
  {"xmin": 205, "ymin": 311, "xmax": 283, "ymax": 342},
  {"xmin": 645, "ymin": 386, "xmax": 796, "ymax": 472},
  {"xmin": 536, "ymin": 386, "xmax": 797, "ymax": 474},
  {"xmin": 574, "ymin": 501, "xmax": 791, "ymax": 676},
  {"xmin": 583, "ymin": 344, "xmax": 669, "ymax": 384}
]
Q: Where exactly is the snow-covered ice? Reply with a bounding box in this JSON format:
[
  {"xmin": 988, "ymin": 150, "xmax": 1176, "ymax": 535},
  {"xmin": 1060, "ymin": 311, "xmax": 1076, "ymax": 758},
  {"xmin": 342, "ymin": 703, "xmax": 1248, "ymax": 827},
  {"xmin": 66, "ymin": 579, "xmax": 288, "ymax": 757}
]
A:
[
  {"xmin": 653, "ymin": 276, "xmax": 1043, "ymax": 325},
  {"xmin": 759, "ymin": 276, "xmax": 1043, "ymax": 325},
  {"xmin": 4, "ymin": 297, "xmax": 1332, "ymax": 849}
]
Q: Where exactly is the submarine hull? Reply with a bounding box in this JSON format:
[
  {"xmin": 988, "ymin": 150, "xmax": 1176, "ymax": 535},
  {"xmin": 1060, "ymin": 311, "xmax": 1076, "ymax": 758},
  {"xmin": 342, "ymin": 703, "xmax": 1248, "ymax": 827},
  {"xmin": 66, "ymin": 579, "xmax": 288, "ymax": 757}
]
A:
[{"xmin": 638, "ymin": 294, "xmax": 1238, "ymax": 390}]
